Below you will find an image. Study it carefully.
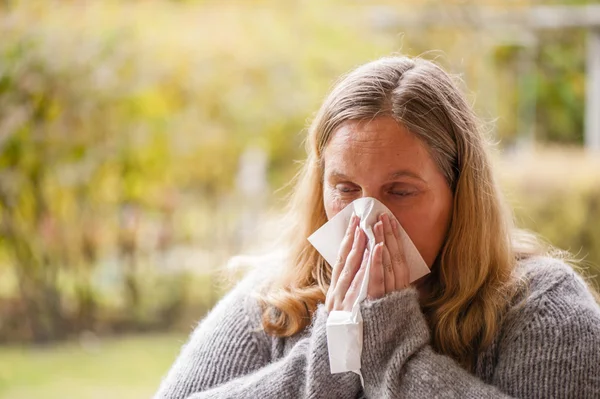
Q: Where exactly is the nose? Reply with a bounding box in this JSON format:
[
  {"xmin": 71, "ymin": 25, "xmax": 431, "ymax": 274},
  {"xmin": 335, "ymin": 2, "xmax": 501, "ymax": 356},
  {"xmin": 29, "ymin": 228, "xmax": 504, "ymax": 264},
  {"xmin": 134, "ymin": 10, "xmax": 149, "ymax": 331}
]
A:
[{"xmin": 359, "ymin": 190, "xmax": 386, "ymax": 207}]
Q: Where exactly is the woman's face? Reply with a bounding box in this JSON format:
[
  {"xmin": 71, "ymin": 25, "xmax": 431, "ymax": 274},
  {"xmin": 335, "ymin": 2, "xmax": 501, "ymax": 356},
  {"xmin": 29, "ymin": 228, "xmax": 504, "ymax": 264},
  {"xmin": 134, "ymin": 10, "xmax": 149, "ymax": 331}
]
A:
[{"xmin": 322, "ymin": 116, "xmax": 453, "ymax": 268}]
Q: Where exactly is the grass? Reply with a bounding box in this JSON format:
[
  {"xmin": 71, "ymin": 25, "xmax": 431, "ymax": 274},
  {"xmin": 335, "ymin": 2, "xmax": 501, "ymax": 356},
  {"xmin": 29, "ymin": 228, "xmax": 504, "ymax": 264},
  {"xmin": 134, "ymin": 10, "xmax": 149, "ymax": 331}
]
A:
[{"xmin": 0, "ymin": 333, "xmax": 188, "ymax": 399}]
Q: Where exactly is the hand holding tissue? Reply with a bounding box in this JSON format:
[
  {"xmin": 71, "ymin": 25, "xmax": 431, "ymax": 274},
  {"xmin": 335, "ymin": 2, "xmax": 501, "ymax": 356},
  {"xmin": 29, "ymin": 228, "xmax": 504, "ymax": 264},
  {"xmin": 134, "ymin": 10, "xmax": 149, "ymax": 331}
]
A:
[{"xmin": 307, "ymin": 197, "xmax": 430, "ymax": 382}]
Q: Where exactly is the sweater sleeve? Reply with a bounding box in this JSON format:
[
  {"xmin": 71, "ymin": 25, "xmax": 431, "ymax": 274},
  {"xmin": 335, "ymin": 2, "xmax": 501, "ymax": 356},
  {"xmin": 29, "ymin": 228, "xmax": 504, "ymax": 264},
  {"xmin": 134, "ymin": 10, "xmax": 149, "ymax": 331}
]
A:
[
  {"xmin": 358, "ymin": 262, "xmax": 600, "ymax": 398},
  {"xmin": 153, "ymin": 278, "xmax": 362, "ymax": 399}
]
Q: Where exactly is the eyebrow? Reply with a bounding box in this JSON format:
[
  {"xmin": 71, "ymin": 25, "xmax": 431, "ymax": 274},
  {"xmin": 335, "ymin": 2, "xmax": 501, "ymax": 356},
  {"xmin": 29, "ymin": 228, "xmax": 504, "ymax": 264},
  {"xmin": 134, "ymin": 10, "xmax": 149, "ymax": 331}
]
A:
[{"xmin": 328, "ymin": 169, "xmax": 425, "ymax": 182}]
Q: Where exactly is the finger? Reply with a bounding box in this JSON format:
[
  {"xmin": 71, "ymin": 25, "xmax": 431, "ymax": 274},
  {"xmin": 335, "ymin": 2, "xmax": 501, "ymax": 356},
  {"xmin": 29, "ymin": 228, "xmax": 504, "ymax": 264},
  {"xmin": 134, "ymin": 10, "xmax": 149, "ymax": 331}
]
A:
[
  {"xmin": 327, "ymin": 216, "xmax": 358, "ymax": 311},
  {"xmin": 381, "ymin": 242, "xmax": 395, "ymax": 293},
  {"xmin": 392, "ymin": 219, "xmax": 409, "ymax": 289},
  {"xmin": 368, "ymin": 242, "xmax": 385, "ymax": 299},
  {"xmin": 381, "ymin": 213, "xmax": 401, "ymax": 260},
  {"xmin": 382, "ymin": 214, "xmax": 408, "ymax": 288},
  {"xmin": 343, "ymin": 248, "xmax": 369, "ymax": 311},
  {"xmin": 373, "ymin": 219, "xmax": 384, "ymax": 245},
  {"xmin": 333, "ymin": 226, "xmax": 366, "ymax": 306},
  {"xmin": 390, "ymin": 214, "xmax": 400, "ymax": 239},
  {"xmin": 374, "ymin": 220, "xmax": 394, "ymax": 292},
  {"xmin": 327, "ymin": 218, "xmax": 358, "ymax": 311},
  {"xmin": 329, "ymin": 214, "xmax": 359, "ymax": 289},
  {"xmin": 390, "ymin": 217, "xmax": 406, "ymax": 263}
]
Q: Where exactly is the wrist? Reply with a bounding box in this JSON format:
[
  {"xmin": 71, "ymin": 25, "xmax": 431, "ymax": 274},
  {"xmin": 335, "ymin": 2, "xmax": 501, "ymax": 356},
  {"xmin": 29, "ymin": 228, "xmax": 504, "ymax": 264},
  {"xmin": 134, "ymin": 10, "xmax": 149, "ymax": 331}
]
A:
[{"xmin": 360, "ymin": 288, "xmax": 430, "ymax": 382}]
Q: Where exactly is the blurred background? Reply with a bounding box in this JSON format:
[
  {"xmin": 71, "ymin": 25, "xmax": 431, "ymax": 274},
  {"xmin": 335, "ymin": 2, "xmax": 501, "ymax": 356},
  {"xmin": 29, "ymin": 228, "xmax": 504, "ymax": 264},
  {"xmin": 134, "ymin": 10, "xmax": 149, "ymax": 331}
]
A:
[{"xmin": 1, "ymin": 0, "xmax": 599, "ymax": 398}]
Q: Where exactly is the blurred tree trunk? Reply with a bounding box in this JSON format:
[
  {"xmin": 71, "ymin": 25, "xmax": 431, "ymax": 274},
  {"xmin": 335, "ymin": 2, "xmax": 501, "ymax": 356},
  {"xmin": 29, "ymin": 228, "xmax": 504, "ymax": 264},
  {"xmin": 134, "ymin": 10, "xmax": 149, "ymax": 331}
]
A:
[
  {"xmin": 0, "ymin": 184, "xmax": 66, "ymax": 342},
  {"xmin": 119, "ymin": 201, "xmax": 140, "ymax": 316}
]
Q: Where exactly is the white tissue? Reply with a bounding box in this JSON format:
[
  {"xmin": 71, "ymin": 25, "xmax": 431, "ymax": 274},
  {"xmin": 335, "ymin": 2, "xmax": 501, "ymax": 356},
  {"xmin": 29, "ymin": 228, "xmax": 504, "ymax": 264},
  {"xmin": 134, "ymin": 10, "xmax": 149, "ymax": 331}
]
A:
[{"xmin": 307, "ymin": 197, "xmax": 430, "ymax": 381}]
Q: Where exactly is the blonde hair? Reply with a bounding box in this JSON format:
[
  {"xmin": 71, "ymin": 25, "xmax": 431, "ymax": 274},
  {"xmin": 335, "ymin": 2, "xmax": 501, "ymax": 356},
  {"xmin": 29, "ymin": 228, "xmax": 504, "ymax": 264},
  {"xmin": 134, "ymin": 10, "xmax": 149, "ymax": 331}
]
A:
[{"xmin": 257, "ymin": 56, "xmax": 541, "ymax": 371}]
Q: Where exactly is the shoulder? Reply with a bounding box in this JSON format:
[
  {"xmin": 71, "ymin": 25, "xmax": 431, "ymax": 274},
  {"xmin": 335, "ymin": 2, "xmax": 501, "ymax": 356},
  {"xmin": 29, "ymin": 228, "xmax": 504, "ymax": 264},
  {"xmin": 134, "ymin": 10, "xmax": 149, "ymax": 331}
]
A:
[
  {"xmin": 189, "ymin": 271, "xmax": 269, "ymax": 348},
  {"xmin": 153, "ymin": 271, "xmax": 273, "ymax": 397},
  {"xmin": 513, "ymin": 256, "xmax": 599, "ymax": 308},
  {"xmin": 501, "ymin": 255, "xmax": 600, "ymax": 348},
  {"xmin": 205, "ymin": 272, "xmax": 265, "ymax": 326},
  {"xmin": 491, "ymin": 257, "xmax": 600, "ymax": 396},
  {"xmin": 175, "ymin": 272, "xmax": 274, "ymax": 370}
]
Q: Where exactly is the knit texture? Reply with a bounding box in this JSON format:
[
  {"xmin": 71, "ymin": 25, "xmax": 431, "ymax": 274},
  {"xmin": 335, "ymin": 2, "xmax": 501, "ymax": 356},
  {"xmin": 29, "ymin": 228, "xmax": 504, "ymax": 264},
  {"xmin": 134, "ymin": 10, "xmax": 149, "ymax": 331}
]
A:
[{"xmin": 154, "ymin": 257, "xmax": 600, "ymax": 398}]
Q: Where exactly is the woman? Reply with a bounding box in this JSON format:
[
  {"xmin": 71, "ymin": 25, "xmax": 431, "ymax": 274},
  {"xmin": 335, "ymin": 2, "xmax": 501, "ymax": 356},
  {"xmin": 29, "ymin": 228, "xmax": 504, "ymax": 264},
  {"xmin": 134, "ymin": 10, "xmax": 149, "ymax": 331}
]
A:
[{"xmin": 155, "ymin": 56, "xmax": 600, "ymax": 398}]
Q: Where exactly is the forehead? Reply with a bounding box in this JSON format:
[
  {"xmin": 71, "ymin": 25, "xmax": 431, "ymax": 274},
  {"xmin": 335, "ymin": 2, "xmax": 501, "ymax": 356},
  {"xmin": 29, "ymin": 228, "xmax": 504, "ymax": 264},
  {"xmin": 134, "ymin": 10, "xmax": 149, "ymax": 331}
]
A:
[{"xmin": 323, "ymin": 116, "xmax": 429, "ymax": 175}]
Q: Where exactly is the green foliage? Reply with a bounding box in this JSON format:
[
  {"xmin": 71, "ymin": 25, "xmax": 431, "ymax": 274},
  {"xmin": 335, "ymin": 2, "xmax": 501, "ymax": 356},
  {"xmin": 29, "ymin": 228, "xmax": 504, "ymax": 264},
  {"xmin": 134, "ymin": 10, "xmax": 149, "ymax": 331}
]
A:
[
  {"xmin": 0, "ymin": 1, "xmax": 597, "ymax": 343},
  {"xmin": 535, "ymin": 30, "xmax": 587, "ymax": 143},
  {"xmin": 0, "ymin": 1, "xmax": 402, "ymax": 342}
]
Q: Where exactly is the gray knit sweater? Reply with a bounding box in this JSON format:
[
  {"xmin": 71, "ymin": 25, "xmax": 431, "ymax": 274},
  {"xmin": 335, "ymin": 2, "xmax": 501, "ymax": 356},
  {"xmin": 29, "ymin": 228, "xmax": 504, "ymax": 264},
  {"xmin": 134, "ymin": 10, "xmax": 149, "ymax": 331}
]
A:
[{"xmin": 154, "ymin": 257, "xmax": 600, "ymax": 398}]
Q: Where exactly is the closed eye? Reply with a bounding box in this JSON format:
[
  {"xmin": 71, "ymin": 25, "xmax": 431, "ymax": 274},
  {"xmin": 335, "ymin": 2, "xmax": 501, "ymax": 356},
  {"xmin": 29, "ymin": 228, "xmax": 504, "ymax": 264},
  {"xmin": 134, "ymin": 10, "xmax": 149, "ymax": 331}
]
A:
[
  {"xmin": 390, "ymin": 190, "xmax": 415, "ymax": 197},
  {"xmin": 335, "ymin": 183, "xmax": 360, "ymax": 194}
]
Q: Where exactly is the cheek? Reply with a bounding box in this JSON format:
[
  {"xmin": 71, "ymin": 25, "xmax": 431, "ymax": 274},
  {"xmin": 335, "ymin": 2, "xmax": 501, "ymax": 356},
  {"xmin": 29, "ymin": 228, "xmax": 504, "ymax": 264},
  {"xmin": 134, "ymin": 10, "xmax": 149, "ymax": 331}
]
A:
[
  {"xmin": 323, "ymin": 186, "xmax": 349, "ymax": 220},
  {"xmin": 394, "ymin": 193, "xmax": 453, "ymax": 268},
  {"xmin": 403, "ymin": 222, "xmax": 441, "ymax": 268}
]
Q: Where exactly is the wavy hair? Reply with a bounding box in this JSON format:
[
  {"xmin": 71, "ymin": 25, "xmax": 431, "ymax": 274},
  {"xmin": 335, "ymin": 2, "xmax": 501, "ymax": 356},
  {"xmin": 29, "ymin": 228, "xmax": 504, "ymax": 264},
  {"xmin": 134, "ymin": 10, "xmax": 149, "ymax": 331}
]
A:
[{"xmin": 256, "ymin": 56, "xmax": 542, "ymax": 371}]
